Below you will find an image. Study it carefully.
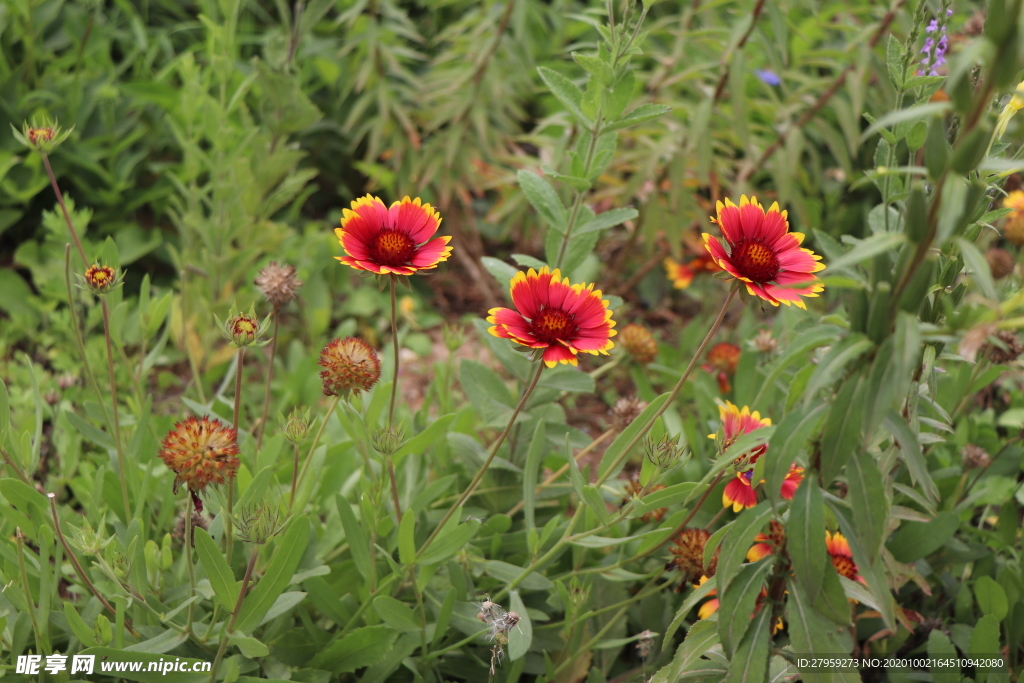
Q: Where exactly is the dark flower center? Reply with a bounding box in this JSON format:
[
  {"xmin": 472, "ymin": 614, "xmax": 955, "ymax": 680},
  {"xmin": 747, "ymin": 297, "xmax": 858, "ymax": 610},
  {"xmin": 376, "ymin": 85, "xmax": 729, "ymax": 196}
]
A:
[
  {"xmin": 370, "ymin": 230, "xmax": 416, "ymax": 266},
  {"xmin": 732, "ymin": 239, "xmax": 780, "ymax": 282},
  {"xmin": 831, "ymin": 555, "xmax": 859, "ymax": 581},
  {"xmin": 531, "ymin": 307, "xmax": 576, "ymax": 343}
]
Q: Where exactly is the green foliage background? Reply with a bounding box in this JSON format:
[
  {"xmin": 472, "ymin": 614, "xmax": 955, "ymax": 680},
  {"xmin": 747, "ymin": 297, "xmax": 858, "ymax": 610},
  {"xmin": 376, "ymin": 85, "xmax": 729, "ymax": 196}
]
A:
[{"xmin": 2, "ymin": 0, "xmax": 1024, "ymax": 681}]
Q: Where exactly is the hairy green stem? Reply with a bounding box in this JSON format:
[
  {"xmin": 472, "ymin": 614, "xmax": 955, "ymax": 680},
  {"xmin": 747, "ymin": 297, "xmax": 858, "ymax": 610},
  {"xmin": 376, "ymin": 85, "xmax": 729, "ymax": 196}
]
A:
[{"xmin": 419, "ymin": 363, "xmax": 546, "ymax": 557}]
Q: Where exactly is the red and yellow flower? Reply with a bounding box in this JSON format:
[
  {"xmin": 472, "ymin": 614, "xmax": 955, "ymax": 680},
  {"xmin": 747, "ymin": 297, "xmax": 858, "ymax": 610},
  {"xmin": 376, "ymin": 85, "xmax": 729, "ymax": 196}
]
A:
[
  {"xmin": 1003, "ymin": 191, "xmax": 1024, "ymax": 246},
  {"xmin": 747, "ymin": 519, "xmax": 786, "ymax": 562},
  {"xmin": 487, "ymin": 266, "xmax": 616, "ymax": 368},
  {"xmin": 779, "ymin": 465, "xmax": 804, "ymax": 500},
  {"xmin": 159, "ymin": 416, "xmax": 240, "ymax": 511},
  {"xmin": 826, "ymin": 531, "xmax": 864, "ymax": 583},
  {"xmin": 708, "ymin": 402, "xmax": 777, "ymax": 512},
  {"xmin": 693, "ymin": 575, "xmax": 783, "ymax": 632},
  {"xmin": 703, "ymin": 196, "xmax": 825, "ymax": 308},
  {"xmin": 335, "ymin": 195, "xmax": 452, "ymax": 275},
  {"xmin": 664, "ymin": 255, "xmax": 719, "ymax": 289}
]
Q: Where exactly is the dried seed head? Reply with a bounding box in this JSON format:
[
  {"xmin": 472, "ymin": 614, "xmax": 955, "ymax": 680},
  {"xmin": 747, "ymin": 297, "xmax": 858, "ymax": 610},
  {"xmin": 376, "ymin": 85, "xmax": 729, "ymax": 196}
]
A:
[
  {"xmin": 961, "ymin": 443, "xmax": 991, "ymax": 470},
  {"xmin": 319, "ymin": 337, "xmax": 381, "ymax": 397},
  {"xmin": 986, "ymin": 248, "xmax": 1015, "ymax": 280},
  {"xmin": 56, "ymin": 373, "xmax": 78, "ymax": 390},
  {"xmin": 82, "ymin": 264, "xmax": 121, "ymax": 295},
  {"xmin": 172, "ymin": 509, "xmax": 209, "ymax": 544},
  {"xmin": 45, "ymin": 390, "xmax": 60, "ymax": 405},
  {"xmin": 706, "ymin": 342, "xmax": 741, "ymax": 375},
  {"xmin": 668, "ymin": 527, "xmax": 717, "ymax": 581},
  {"xmin": 620, "ymin": 324, "xmax": 658, "ymax": 365},
  {"xmin": 609, "ymin": 396, "xmax": 647, "ymax": 432},
  {"xmin": 636, "ymin": 630, "xmax": 657, "ymax": 660},
  {"xmin": 985, "ymin": 330, "xmax": 1023, "ymax": 364},
  {"xmin": 753, "ymin": 329, "xmax": 777, "ymax": 354},
  {"xmin": 158, "ymin": 416, "xmax": 240, "ymax": 496},
  {"xmin": 254, "ymin": 261, "xmax": 302, "ymax": 309}
]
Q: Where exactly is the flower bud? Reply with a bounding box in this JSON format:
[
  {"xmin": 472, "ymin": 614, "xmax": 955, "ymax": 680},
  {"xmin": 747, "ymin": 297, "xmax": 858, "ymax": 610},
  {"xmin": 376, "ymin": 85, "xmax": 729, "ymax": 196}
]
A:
[
  {"xmin": 372, "ymin": 425, "xmax": 405, "ymax": 456},
  {"xmin": 15, "ymin": 119, "xmax": 72, "ymax": 153},
  {"xmin": 644, "ymin": 433, "xmax": 686, "ymax": 469},
  {"xmin": 82, "ymin": 264, "xmax": 121, "ymax": 295},
  {"xmin": 443, "ymin": 323, "xmax": 466, "ymax": 352},
  {"xmin": 752, "ymin": 329, "xmax": 777, "ymax": 354},
  {"xmin": 236, "ymin": 503, "xmax": 283, "ymax": 544},
  {"xmin": 280, "ymin": 408, "xmax": 313, "ymax": 445}
]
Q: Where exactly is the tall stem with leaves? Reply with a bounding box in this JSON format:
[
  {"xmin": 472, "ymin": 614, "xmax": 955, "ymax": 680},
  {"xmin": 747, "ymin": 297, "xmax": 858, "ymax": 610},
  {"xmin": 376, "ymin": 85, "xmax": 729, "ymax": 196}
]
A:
[
  {"xmin": 385, "ymin": 275, "xmax": 404, "ymax": 522},
  {"xmin": 209, "ymin": 545, "xmax": 259, "ymax": 682}
]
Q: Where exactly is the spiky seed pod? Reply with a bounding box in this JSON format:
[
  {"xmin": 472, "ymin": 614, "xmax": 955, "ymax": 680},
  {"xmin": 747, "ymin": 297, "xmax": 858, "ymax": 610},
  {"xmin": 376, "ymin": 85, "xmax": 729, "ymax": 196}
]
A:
[
  {"xmin": 254, "ymin": 261, "xmax": 302, "ymax": 308},
  {"xmin": 56, "ymin": 373, "xmax": 78, "ymax": 390},
  {"xmin": 620, "ymin": 323, "xmax": 658, "ymax": 365},
  {"xmin": 986, "ymin": 330, "xmax": 1023, "ymax": 364},
  {"xmin": 986, "ymin": 248, "xmax": 1015, "ymax": 280},
  {"xmin": 83, "ymin": 264, "xmax": 120, "ymax": 295},
  {"xmin": 158, "ymin": 416, "xmax": 240, "ymax": 497},
  {"xmin": 172, "ymin": 510, "xmax": 209, "ymax": 543},
  {"xmin": 668, "ymin": 527, "xmax": 717, "ymax": 581},
  {"xmin": 609, "ymin": 396, "xmax": 647, "ymax": 431},
  {"xmin": 644, "ymin": 433, "xmax": 685, "ymax": 469},
  {"xmin": 280, "ymin": 408, "xmax": 312, "ymax": 444},
  {"xmin": 961, "ymin": 443, "xmax": 991, "ymax": 470},
  {"xmin": 318, "ymin": 337, "xmax": 381, "ymax": 397}
]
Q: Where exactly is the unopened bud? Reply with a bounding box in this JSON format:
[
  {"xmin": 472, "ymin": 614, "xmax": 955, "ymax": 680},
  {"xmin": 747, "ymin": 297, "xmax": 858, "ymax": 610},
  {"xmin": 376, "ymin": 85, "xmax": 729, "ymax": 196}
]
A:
[
  {"xmin": 81, "ymin": 264, "xmax": 122, "ymax": 295},
  {"xmin": 220, "ymin": 306, "xmax": 271, "ymax": 348},
  {"xmin": 280, "ymin": 408, "xmax": 313, "ymax": 445},
  {"xmin": 372, "ymin": 426, "xmax": 405, "ymax": 456},
  {"xmin": 644, "ymin": 433, "xmax": 686, "ymax": 469},
  {"xmin": 236, "ymin": 503, "xmax": 283, "ymax": 545},
  {"xmin": 443, "ymin": 323, "xmax": 466, "ymax": 353}
]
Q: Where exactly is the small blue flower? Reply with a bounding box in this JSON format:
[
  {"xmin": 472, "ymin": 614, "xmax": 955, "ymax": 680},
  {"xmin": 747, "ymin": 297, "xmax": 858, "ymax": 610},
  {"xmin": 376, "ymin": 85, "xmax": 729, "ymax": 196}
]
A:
[{"xmin": 755, "ymin": 69, "xmax": 781, "ymax": 86}]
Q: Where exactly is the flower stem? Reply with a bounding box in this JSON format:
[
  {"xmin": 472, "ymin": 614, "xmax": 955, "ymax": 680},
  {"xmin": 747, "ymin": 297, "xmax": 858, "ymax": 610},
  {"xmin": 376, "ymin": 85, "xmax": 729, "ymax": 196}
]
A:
[
  {"xmin": 419, "ymin": 362, "xmax": 546, "ymax": 557},
  {"xmin": 15, "ymin": 528, "xmax": 45, "ymax": 655},
  {"xmin": 225, "ymin": 348, "xmax": 245, "ymax": 563},
  {"xmin": 386, "ymin": 454, "xmax": 403, "ymax": 524},
  {"xmin": 289, "ymin": 442, "xmax": 300, "ymax": 507},
  {"xmin": 41, "ymin": 153, "xmax": 87, "ymax": 268},
  {"xmin": 292, "ymin": 395, "xmax": 341, "ymax": 509},
  {"xmin": 209, "ymin": 545, "xmax": 259, "ymax": 682},
  {"xmin": 255, "ymin": 310, "xmax": 280, "ymax": 454},
  {"xmin": 184, "ymin": 495, "xmax": 197, "ymax": 633},
  {"xmin": 101, "ymin": 299, "xmax": 132, "ymax": 521},
  {"xmin": 595, "ymin": 287, "xmax": 737, "ymax": 488},
  {"xmin": 63, "ymin": 245, "xmax": 111, "ymax": 430},
  {"xmin": 47, "ymin": 493, "xmax": 141, "ymax": 638},
  {"xmin": 388, "ymin": 275, "xmax": 400, "ymax": 428}
]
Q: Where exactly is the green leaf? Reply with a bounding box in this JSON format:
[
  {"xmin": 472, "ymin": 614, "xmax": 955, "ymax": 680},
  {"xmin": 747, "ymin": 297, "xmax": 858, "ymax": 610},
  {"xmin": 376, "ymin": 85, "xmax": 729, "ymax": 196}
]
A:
[
  {"xmin": 718, "ymin": 559, "xmax": 774, "ymax": 657},
  {"xmin": 974, "ymin": 576, "xmax": 1008, "ymax": 621},
  {"xmin": 508, "ymin": 590, "xmax": 532, "ymax": 661},
  {"xmin": 418, "ymin": 519, "xmax": 480, "ymax": 565},
  {"xmin": 597, "ymin": 393, "xmax": 670, "ymax": 481},
  {"xmin": 523, "ymin": 420, "xmax": 547, "ymax": 530},
  {"xmin": 846, "ymin": 449, "xmax": 888, "ymax": 559},
  {"xmin": 432, "ymin": 588, "xmax": 457, "ymax": 648},
  {"xmin": 764, "ymin": 404, "xmax": 827, "ymax": 504},
  {"xmin": 236, "ymin": 465, "xmax": 276, "ymax": 511},
  {"xmin": 634, "ymin": 482, "xmax": 701, "ymax": 515},
  {"xmin": 724, "ymin": 606, "xmax": 771, "ymax": 683},
  {"xmin": 66, "ymin": 410, "xmax": 115, "ymax": 450},
  {"xmin": 824, "ymin": 233, "xmax": 906, "ymax": 272},
  {"xmin": 481, "ymin": 256, "xmax": 520, "ymax": 290},
  {"xmin": 398, "ymin": 512, "xmax": 416, "ymax": 564},
  {"xmin": 336, "ymin": 496, "xmax": 373, "ymax": 582},
  {"xmin": 664, "ymin": 575, "xmax": 717, "ymax": 644},
  {"xmin": 64, "ymin": 603, "xmax": 98, "ymax": 647},
  {"xmin": 228, "ymin": 633, "xmax": 270, "ymax": 658},
  {"xmin": 572, "ymin": 52, "xmax": 614, "ymax": 86},
  {"xmin": 802, "ymin": 335, "xmax": 873, "ymax": 406},
  {"xmin": 716, "ymin": 502, "xmax": 773, "ymax": 594},
  {"xmin": 927, "ymin": 629, "xmax": 961, "ymax": 683},
  {"xmin": 537, "ymin": 66, "xmax": 589, "ymax": 125},
  {"xmin": 309, "ymin": 625, "xmax": 399, "ymax": 674},
  {"xmin": 517, "ymin": 169, "xmax": 568, "ymax": 234},
  {"xmin": 971, "ymin": 614, "xmax": 1001, "ymax": 657},
  {"xmin": 788, "ymin": 477, "xmax": 828, "ymax": 602},
  {"xmin": 787, "ymin": 579, "xmax": 858, "ymax": 683},
  {"xmin": 193, "ymin": 528, "xmax": 239, "ymax": 612},
  {"xmin": 886, "ymin": 512, "xmax": 958, "ymax": 563},
  {"xmin": 392, "ymin": 414, "xmax": 455, "ymax": 462},
  {"xmin": 484, "ymin": 560, "xmax": 554, "ymax": 591},
  {"xmin": 603, "ymin": 103, "xmax": 672, "ymax": 132},
  {"xmin": 373, "ymin": 595, "xmax": 421, "ymax": 632},
  {"xmin": 886, "ymin": 35, "xmax": 903, "ymax": 90},
  {"xmin": 604, "ymin": 69, "xmax": 635, "ymax": 119},
  {"xmin": 576, "ymin": 207, "xmax": 638, "ymax": 235},
  {"xmin": 820, "ymin": 374, "xmax": 866, "ymax": 485},
  {"xmin": 861, "ymin": 102, "xmax": 952, "ymax": 140},
  {"xmin": 235, "ymin": 516, "xmax": 310, "ymax": 634},
  {"xmin": 883, "ymin": 413, "xmax": 937, "ymax": 505},
  {"xmin": 649, "ymin": 620, "xmax": 719, "ymax": 683},
  {"xmin": 956, "ymin": 237, "xmax": 998, "ymax": 301}
]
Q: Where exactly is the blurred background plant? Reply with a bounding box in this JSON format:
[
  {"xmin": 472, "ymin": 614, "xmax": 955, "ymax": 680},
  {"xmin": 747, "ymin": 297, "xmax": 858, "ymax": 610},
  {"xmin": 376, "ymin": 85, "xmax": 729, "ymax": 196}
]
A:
[{"xmin": 2, "ymin": 0, "xmax": 1024, "ymax": 681}]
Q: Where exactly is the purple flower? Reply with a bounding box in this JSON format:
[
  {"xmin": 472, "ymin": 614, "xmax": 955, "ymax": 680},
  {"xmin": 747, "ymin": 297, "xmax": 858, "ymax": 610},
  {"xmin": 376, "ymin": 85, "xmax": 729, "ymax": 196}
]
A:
[
  {"xmin": 755, "ymin": 69, "xmax": 781, "ymax": 86},
  {"xmin": 918, "ymin": 13, "xmax": 950, "ymax": 76}
]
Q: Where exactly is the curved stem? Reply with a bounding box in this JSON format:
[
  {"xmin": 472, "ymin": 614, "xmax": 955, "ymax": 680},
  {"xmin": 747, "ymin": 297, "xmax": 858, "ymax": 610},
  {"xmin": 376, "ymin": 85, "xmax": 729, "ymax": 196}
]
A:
[
  {"xmin": 209, "ymin": 546, "xmax": 259, "ymax": 682},
  {"xmin": 101, "ymin": 300, "xmax": 131, "ymax": 521},
  {"xmin": 292, "ymin": 395, "xmax": 341, "ymax": 509},
  {"xmin": 255, "ymin": 311, "xmax": 280, "ymax": 454},
  {"xmin": 419, "ymin": 363, "xmax": 546, "ymax": 557},
  {"xmin": 225, "ymin": 348, "xmax": 245, "ymax": 563},
  {"xmin": 41, "ymin": 153, "xmax": 87, "ymax": 267},
  {"xmin": 595, "ymin": 287, "xmax": 737, "ymax": 488}
]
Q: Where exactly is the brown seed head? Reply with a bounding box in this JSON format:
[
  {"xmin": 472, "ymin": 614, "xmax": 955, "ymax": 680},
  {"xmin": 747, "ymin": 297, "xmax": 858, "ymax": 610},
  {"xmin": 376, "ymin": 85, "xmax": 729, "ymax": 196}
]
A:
[
  {"xmin": 158, "ymin": 416, "xmax": 240, "ymax": 494},
  {"xmin": 753, "ymin": 329, "xmax": 777, "ymax": 354},
  {"xmin": 319, "ymin": 337, "xmax": 381, "ymax": 397},
  {"xmin": 609, "ymin": 396, "xmax": 647, "ymax": 431},
  {"xmin": 622, "ymin": 479, "xmax": 667, "ymax": 523},
  {"xmin": 961, "ymin": 443, "xmax": 991, "ymax": 470},
  {"xmin": 669, "ymin": 527, "xmax": 717, "ymax": 581},
  {"xmin": 56, "ymin": 373, "xmax": 78, "ymax": 390},
  {"xmin": 986, "ymin": 330, "xmax": 1023, "ymax": 364},
  {"xmin": 173, "ymin": 509, "xmax": 210, "ymax": 544},
  {"xmin": 986, "ymin": 248, "xmax": 1015, "ymax": 280},
  {"xmin": 254, "ymin": 261, "xmax": 302, "ymax": 308},
  {"xmin": 620, "ymin": 323, "xmax": 658, "ymax": 365}
]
